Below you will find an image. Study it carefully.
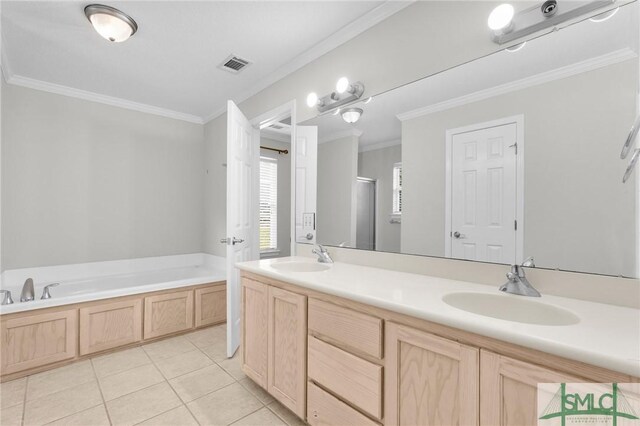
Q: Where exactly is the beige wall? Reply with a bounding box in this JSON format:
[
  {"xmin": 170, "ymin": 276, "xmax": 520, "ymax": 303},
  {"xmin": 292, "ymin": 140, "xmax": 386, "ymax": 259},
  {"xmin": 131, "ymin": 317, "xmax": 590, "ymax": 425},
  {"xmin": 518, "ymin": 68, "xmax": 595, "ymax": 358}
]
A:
[
  {"xmin": 260, "ymin": 137, "xmax": 291, "ymax": 258},
  {"xmin": 401, "ymin": 60, "xmax": 638, "ymax": 277},
  {"xmin": 358, "ymin": 144, "xmax": 401, "ymax": 253},
  {"xmin": 317, "ymin": 136, "xmax": 359, "ymax": 247},
  {"xmin": 203, "ymin": 114, "xmax": 227, "ymax": 258},
  {"xmin": 1, "ymin": 83, "xmax": 205, "ymax": 270}
]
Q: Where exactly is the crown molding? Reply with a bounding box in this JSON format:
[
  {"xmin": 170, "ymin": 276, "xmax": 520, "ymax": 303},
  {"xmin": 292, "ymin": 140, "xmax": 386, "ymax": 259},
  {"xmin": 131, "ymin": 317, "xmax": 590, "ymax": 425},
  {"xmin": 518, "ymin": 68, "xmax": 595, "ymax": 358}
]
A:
[
  {"xmin": 359, "ymin": 138, "xmax": 401, "ymax": 153},
  {"xmin": 319, "ymin": 128, "xmax": 363, "ymax": 144},
  {"xmin": 203, "ymin": 0, "xmax": 415, "ymax": 124},
  {"xmin": 5, "ymin": 74, "xmax": 204, "ymax": 124},
  {"xmin": 397, "ymin": 48, "xmax": 638, "ymax": 122}
]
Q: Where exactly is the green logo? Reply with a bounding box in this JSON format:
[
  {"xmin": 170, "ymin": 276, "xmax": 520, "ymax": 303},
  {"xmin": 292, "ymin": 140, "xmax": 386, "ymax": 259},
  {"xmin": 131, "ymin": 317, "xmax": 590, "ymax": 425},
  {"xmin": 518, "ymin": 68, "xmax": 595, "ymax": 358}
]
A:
[{"xmin": 539, "ymin": 383, "xmax": 639, "ymax": 426}]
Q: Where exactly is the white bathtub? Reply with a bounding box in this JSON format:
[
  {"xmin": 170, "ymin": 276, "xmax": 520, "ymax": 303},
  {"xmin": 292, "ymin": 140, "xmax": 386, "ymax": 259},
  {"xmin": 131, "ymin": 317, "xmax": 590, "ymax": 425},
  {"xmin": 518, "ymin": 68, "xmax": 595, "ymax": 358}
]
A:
[{"xmin": 0, "ymin": 254, "xmax": 226, "ymax": 314}]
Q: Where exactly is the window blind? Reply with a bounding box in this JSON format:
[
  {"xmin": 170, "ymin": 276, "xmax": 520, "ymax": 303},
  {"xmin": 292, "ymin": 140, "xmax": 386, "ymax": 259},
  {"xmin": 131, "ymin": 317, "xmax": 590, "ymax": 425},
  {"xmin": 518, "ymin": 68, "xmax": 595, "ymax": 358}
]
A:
[
  {"xmin": 260, "ymin": 157, "xmax": 278, "ymax": 251},
  {"xmin": 392, "ymin": 162, "xmax": 402, "ymax": 215}
]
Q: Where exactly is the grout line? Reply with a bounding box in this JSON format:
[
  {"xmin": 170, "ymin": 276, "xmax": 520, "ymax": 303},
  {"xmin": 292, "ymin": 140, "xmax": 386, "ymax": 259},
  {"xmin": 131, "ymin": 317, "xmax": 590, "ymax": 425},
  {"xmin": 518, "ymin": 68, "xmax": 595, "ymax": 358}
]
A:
[
  {"xmin": 41, "ymin": 403, "xmax": 106, "ymax": 426},
  {"xmin": 130, "ymin": 402, "xmax": 185, "ymax": 426},
  {"xmin": 90, "ymin": 358, "xmax": 114, "ymax": 426},
  {"xmin": 20, "ymin": 376, "xmax": 28, "ymax": 426},
  {"xmin": 227, "ymin": 405, "xmax": 266, "ymax": 426}
]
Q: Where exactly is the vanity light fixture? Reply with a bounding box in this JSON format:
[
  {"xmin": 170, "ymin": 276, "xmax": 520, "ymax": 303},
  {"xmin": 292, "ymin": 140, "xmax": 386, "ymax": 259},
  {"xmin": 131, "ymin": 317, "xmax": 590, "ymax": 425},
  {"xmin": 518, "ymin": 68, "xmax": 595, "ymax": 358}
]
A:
[
  {"xmin": 84, "ymin": 4, "xmax": 138, "ymax": 43},
  {"xmin": 341, "ymin": 108, "xmax": 363, "ymax": 124},
  {"xmin": 488, "ymin": 0, "xmax": 617, "ymax": 45},
  {"xmin": 306, "ymin": 77, "xmax": 365, "ymax": 113},
  {"xmin": 589, "ymin": 6, "xmax": 619, "ymax": 22}
]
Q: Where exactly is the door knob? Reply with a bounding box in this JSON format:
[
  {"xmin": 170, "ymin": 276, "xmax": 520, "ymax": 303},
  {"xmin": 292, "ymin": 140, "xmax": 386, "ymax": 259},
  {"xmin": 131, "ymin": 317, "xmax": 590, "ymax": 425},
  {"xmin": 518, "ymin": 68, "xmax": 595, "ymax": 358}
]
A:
[
  {"xmin": 305, "ymin": 233, "xmax": 314, "ymax": 240},
  {"xmin": 220, "ymin": 237, "xmax": 244, "ymax": 245},
  {"xmin": 453, "ymin": 231, "xmax": 465, "ymax": 239}
]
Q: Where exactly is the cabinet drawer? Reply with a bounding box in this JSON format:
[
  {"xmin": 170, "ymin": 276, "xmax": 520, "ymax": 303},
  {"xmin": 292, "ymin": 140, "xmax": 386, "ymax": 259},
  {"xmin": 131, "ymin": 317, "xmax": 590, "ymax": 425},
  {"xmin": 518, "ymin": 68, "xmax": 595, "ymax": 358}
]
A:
[
  {"xmin": 80, "ymin": 299, "xmax": 142, "ymax": 355},
  {"xmin": 195, "ymin": 284, "xmax": 226, "ymax": 328},
  {"xmin": 307, "ymin": 381, "xmax": 380, "ymax": 426},
  {"xmin": 1, "ymin": 309, "xmax": 77, "ymax": 375},
  {"xmin": 308, "ymin": 336, "xmax": 383, "ymax": 420},
  {"xmin": 308, "ymin": 299, "xmax": 382, "ymax": 359},
  {"xmin": 144, "ymin": 290, "xmax": 194, "ymax": 339}
]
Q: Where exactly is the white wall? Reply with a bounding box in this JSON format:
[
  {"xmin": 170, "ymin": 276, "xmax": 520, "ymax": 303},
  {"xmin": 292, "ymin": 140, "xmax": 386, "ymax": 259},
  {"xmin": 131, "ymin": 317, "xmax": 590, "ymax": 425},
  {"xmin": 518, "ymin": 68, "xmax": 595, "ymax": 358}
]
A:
[
  {"xmin": 317, "ymin": 136, "xmax": 358, "ymax": 247},
  {"xmin": 1, "ymin": 83, "xmax": 205, "ymax": 270},
  {"xmin": 401, "ymin": 60, "xmax": 638, "ymax": 277},
  {"xmin": 260, "ymin": 137, "xmax": 291, "ymax": 257},
  {"xmin": 203, "ymin": 114, "xmax": 227, "ymax": 258},
  {"xmin": 358, "ymin": 144, "xmax": 401, "ymax": 253}
]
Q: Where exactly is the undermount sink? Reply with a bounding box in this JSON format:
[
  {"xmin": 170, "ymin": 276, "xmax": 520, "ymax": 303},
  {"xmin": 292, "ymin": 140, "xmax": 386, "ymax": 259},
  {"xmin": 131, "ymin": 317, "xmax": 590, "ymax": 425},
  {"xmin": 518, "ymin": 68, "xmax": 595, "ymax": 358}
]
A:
[
  {"xmin": 270, "ymin": 262, "xmax": 331, "ymax": 273},
  {"xmin": 442, "ymin": 292, "xmax": 580, "ymax": 326}
]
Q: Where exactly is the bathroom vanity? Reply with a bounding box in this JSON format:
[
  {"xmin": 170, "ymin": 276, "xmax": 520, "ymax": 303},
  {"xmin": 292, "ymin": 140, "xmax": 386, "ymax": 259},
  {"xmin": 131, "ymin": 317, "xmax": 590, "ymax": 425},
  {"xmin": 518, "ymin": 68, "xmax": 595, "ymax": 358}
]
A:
[{"xmin": 237, "ymin": 258, "xmax": 639, "ymax": 426}]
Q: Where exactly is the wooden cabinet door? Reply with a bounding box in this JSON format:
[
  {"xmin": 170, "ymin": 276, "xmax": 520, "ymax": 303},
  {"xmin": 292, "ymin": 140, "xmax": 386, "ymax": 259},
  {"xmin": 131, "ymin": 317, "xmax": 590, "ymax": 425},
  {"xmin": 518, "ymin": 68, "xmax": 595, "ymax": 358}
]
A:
[
  {"xmin": 1, "ymin": 309, "xmax": 77, "ymax": 375},
  {"xmin": 268, "ymin": 286, "xmax": 307, "ymax": 419},
  {"xmin": 480, "ymin": 350, "xmax": 585, "ymax": 426},
  {"xmin": 79, "ymin": 299, "xmax": 142, "ymax": 355},
  {"xmin": 144, "ymin": 290, "xmax": 194, "ymax": 339},
  {"xmin": 385, "ymin": 322, "xmax": 479, "ymax": 426},
  {"xmin": 241, "ymin": 278, "xmax": 269, "ymax": 387},
  {"xmin": 195, "ymin": 284, "xmax": 226, "ymax": 328}
]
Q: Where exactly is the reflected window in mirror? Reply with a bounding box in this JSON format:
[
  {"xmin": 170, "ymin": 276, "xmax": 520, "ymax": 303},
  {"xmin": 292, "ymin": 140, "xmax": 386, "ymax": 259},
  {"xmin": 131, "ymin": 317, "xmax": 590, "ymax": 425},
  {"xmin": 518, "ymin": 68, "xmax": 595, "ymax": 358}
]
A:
[{"xmin": 260, "ymin": 157, "xmax": 278, "ymax": 254}]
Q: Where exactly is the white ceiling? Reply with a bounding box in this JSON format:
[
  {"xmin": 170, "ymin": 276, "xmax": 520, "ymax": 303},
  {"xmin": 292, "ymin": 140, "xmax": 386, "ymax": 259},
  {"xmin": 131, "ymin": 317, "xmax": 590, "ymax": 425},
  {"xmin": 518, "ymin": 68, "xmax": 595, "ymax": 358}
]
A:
[
  {"xmin": 305, "ymin": 2, "xmax": 639, "ymax": 148},
  {"xmin": 1, "ymin": 1, "xmax": 408, "ymax": 123}
]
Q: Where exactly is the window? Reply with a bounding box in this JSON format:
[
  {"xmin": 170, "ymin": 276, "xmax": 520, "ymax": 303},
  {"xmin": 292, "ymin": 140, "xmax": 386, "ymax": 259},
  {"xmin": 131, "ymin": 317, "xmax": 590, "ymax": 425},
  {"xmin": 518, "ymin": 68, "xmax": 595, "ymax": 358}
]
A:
[
  {"xmin": 260, "ymin": 157, "xmax": 278, "ymax": 252},
  {"xmin": 392, "ymin": 162, "xmax": 402, "ymax": 215}
]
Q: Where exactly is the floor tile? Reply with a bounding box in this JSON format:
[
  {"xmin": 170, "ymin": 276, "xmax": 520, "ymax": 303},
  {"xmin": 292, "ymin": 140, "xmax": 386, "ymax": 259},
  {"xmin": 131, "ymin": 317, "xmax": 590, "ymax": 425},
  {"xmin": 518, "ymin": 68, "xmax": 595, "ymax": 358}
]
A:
[
  {"xmin": 0, "ymin": 403, "xmax": 23, "ymax": 426},
  {"xmin": 106, "ymin": 382, "xmax": 181, "ymax": 426},
  {"xmin": 169, "ymin": 364, "xmax": 235, "ymax": 403},
  {"xmin": 46, "ymin": 404, "xmax": 110, "ymax": 426},
  {"xmin": 1, "ymin": 377, "xmax": 26, "ymax": 409},
  {"xmin": 239, "ymin": 378, "xmax": 274, "ymax": 404},
  {"xmin": 232, "ymin": 407, "xmax": 287, "ymax": 426},
  {"xmin": 99, "ymin": 363, "xmax": 165, "ymax": 401},
  {"xmin": 184, "ymin": 326, "xmax": 226, "ymax": 348},
  {"xmin": 267, "ymin": 401, "xmax": 306, "ymax": 426},
  {"xmin": 200, "ymin": 339, "xmax": 228, "ymax": 362},
  {"xmin": 155, "ymin": 349, "xmax": 213, "ymax": 379},
  {"xmin": 92, "ymin": 347, "xmax": 151, "ymax": 379},
  {"xmin": 217, "ymin": 354, "xmax": 246, "ymax": 380},
  {"xmin": 138, "ymin": 405, "xmax": 198, "ymax": 426},
  {"xmin": 187, "ymin": 382, "xmax": 262, "ymax": 426},
  {"xmin": 23, "ymin": 380, "xmax": 102, "ymax": 426},
  {"xmin": 142, "ymin": 335, "xmax": 197, "ymax": 362},
  {"xmin": 26, "ymin": 360, "xmax": 95, "ymax": 401}
]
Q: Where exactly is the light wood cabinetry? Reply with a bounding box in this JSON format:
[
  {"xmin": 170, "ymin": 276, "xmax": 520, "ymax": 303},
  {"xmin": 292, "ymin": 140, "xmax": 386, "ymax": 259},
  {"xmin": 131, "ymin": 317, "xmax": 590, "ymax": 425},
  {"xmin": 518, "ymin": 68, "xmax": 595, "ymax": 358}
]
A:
[
  {"xmin": 195, "ymin": 284, "xmax": 226, "ymax": 327},
  {"xmin": 79, "ymin": 299, "xmax": 142, "ymax": 355},
  {"xmin": 1, "ymin": 309, "xmax": 77, "ymax": 375},
  {"xmin": 480, "ymin": 350, "xmax": 585, "ymax": 426},
  {"xmin": 241, "ymin": 278, "xmax": 269, "ymax": 387},
  {"xmin": 144, "ymin": 290, "xmax": 194, "ymax": 339},
  {"xmin": 307, "ymin": 381, "xmax": 381, "ymax": 426},
  {"xmin": 385, "ymin": 322, "xmax": 479, "ymax": 426},
  {"xmin": 268, "ymin": 286, "xmax": 307, "ymax": 418}
]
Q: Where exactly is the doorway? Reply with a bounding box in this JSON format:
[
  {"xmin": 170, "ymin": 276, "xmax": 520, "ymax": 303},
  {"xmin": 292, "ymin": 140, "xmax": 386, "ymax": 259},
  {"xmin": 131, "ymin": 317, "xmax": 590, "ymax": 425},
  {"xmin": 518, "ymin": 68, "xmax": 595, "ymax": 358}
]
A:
[
  {"xmin": 356, "ymin": 177, "xmax": 376, "ymax": 250},
  {"xmin": 445, "ymin": 115, "xmax": 524, "ymax": 265}
]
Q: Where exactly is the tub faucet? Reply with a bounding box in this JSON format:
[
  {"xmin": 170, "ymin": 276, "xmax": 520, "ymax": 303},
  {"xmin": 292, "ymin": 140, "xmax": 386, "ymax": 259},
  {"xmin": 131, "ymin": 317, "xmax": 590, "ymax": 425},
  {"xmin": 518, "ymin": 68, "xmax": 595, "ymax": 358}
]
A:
[
  {"xmin": 41, "ymin": 283, "xmax": 60, "ymax": 300},
  {"xmin": 499, "ymin": 263, "xmax": 541, "ymax": 297},
  {"xmin": 20, "ymin": 278, "xmax": 35, "ymax": 302},
  {"xmin": 312, "ymin": 245, "xmax": 333, "ymax": 263},
  {"xmin": 0, "ymin": 290, "xmax": 14, "ymax": 305}
]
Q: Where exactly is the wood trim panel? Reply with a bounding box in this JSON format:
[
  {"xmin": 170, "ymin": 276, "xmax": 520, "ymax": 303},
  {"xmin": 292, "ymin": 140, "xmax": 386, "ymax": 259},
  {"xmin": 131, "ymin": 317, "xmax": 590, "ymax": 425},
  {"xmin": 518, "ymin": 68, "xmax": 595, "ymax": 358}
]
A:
[
  {"xmin": 79, "ymin": 299, "xmax": 142, "ymax": 356},
  {"xmin": 241, "ymin": 278, "xmax": 269, "ymax": 388},
  {"xmin": 267, "ymin": 286, "xmax": 307, "ymax": 419},
  {"xmin": 195, "ymin": 283, "xmax": 226, "ymax": 328},
  {"xmin": 1, "ymin": 309, "xmax": 77, "ymax": 375},
  {"xmin": 385, "ymin": 322, "xmax": 479, "ymax": 426},
  {"xmin": 307, "ymin": 381, "xmax": 381, "ymax": 426},
  {"xmin": 143, "ymin": 290, "xmax": 194, "ymax": 339},
  {"xmin": 308, "ymin": 298, "xmax": 383, "ymax": 359},
  {"xmin": 308, "ymin": 336, "xmax": 383, "ymax": 420},
  {"xmin": 241, "ymin": 271, "xmax": 637, "ymax": 383}
]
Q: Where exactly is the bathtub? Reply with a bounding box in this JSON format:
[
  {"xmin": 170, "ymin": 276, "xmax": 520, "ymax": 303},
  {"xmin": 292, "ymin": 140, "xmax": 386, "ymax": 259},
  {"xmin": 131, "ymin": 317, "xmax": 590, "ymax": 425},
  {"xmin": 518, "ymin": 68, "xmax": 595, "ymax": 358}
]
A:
[{"xmin": 0, "ymin": 253, "xmax": 226, "ymax": 315}]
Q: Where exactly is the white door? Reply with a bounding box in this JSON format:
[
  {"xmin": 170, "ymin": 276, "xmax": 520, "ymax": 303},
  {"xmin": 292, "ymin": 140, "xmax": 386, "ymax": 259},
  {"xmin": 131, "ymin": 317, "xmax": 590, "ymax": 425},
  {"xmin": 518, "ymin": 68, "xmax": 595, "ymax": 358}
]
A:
[
  {"xmin": 449, "ymin": 122, "xmax": 518, "ymax": 264},
  {"xmin": 226, "ymin": 100, "xmax": 260, "ymax": 358},
  {"xmin": 295, "ymin": 126, "xmax": 318, "ymax": 244}
]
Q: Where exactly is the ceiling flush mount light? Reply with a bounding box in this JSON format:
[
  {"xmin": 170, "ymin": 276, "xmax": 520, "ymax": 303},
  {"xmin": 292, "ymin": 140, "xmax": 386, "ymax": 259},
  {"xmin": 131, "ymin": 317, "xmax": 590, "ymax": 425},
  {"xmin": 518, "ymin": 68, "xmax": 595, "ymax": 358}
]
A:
[
  {"xmin": 488, "ymin": 4, "xmax": 515, "ymax": 35},
  {"xmin": 84, "ymin": 4, "xmax": 138, "ymax": 42},
  {"xmin": 590, "ymin": 6, "xmax": 619, "ymax": 22},
  {"xmin": 341, "ymin": 108, "xmax": 362, "ymax": 124},
  {"xmin": 306, "ymin": 77, "xmax": 365, "ymax": 113},
  {"xmin": 505, "ymin": 41, "xmax": 526, "ymax": 52}
]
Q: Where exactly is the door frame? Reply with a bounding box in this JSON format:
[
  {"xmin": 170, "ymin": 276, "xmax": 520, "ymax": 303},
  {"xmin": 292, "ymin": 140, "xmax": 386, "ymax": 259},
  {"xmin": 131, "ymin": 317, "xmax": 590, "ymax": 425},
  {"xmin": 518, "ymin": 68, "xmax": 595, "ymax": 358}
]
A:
[
  {"xmin": 356, "ymin": 176, "xmax": 377, "ymax": 251},
  {"xmin": 444, "ymin": 114, "xmax": 525, "ymax": 264},
  {"xmin": 250, "ymin": 100, "xmax": 297, "ymax": 257}
]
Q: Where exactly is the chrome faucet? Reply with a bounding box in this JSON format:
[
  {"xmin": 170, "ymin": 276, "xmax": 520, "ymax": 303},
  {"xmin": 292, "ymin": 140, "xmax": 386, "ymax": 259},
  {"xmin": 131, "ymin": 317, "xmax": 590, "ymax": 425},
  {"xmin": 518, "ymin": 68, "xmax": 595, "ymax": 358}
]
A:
[
  {"xmin": 41, "ymin": 283, "xmax": 60, "ymax": 300},
  {"xmin": 20, "ymin": 278, "xmax": 35, "ymax": 302},
  {"xmin": 312, "ymin": 244, "xmax": 333, "ymax": 263},
  {"xmin": 499, "ymin": 260, "xmax": 540, "ymax": 297},
  {"xmin": 0, "ymin": 290, "xmax": 14, "ymax": 305}
]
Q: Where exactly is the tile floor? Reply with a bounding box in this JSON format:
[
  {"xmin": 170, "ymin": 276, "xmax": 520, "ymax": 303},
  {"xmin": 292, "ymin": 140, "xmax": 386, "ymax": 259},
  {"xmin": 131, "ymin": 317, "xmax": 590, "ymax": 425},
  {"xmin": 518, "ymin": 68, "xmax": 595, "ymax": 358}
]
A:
[{"xmin": 0, "ymin": 325, "xmax": 306, "ymax": 426}]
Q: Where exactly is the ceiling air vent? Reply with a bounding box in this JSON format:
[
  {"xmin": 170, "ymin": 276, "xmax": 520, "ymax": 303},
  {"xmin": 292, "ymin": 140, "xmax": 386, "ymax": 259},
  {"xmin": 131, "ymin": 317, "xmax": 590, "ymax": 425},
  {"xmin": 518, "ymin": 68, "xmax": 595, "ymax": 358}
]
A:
[{"xmin": 219, "ymin": 54, "xmax": 251, "ymax": 74}]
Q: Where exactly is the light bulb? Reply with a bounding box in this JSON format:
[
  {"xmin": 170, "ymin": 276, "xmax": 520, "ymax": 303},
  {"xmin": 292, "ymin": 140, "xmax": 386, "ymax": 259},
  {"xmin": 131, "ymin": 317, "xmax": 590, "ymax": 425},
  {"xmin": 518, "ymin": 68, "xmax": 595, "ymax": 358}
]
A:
[
  {"xmin": 306, "ymin": 92, "xmax": 318, "ymax": 108},
  {"xmin": 488, "ymin": 4, "xmax": 515, "ymax": 31},
  {"xmin": 336, "ymin": 77, "xmax": 350, "ymax": 94}
]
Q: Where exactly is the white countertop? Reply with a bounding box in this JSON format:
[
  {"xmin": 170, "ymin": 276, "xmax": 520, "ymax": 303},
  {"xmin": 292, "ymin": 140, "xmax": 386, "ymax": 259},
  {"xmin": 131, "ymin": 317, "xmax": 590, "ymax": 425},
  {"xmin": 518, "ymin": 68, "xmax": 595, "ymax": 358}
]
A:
[{"xmin": 236, "ymin": 256, "xmax": 640, "ymax": 377}]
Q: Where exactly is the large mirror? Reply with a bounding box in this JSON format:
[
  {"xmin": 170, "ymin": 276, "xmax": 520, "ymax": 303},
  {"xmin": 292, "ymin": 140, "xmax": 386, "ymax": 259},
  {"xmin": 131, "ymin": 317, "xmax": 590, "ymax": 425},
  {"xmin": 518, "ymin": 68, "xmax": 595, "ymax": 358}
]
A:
[{"xmin": 297, "ymin": 2, "xmax": 639, "ymax": 278}]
